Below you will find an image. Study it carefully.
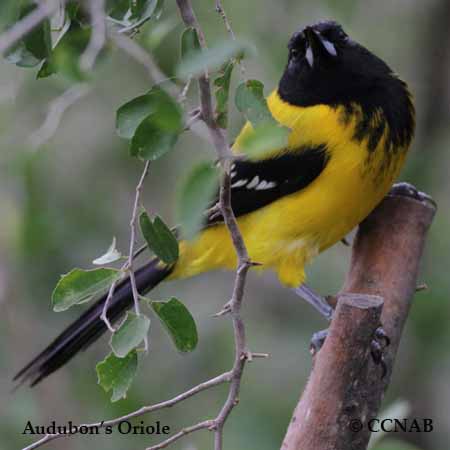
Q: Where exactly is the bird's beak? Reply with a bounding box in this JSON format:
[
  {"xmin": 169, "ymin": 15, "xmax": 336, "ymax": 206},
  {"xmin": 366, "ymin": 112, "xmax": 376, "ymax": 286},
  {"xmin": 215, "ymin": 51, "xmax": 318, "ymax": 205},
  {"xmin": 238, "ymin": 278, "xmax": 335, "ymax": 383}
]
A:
[{"xmin": 304, "ymin": 27, "xmax": 337, "ymax": 68}]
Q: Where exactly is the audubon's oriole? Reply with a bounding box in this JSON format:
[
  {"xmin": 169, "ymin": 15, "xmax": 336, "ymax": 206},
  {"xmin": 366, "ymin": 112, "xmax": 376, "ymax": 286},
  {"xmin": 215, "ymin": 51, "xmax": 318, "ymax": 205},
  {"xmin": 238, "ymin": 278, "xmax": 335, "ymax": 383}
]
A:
[{"xmin": 15, "ymin": 20, "xmax": 415, "ymax": 386}]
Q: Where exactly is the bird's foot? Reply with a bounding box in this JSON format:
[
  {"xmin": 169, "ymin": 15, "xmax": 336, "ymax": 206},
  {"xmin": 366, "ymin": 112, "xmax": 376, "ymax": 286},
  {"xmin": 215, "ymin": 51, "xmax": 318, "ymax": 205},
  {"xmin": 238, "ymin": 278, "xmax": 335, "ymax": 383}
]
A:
[
  {"xmin": 309, "ymin": 325, "xmax": 391, "ymax": 378},
  {"xmin": 370, "ymin": 326, "xmax": 390, "ymax": 378},
  {"xmin": 310, "ymin": 328, "xmax": 329, "ymax": 356}
]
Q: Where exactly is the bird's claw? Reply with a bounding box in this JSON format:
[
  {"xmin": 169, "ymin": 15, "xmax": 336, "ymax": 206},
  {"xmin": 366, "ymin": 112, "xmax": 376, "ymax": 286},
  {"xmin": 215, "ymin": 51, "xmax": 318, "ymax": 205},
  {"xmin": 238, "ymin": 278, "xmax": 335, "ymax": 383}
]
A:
[
  {"xmin": 309, "ymin": 325, "xmax": 390, "ymax": 378},
  {"xmin": 309, "ymin": 328, "xmax": 329, "ymax": 356},
  {"xmin": 371, "ymin": 326, "xmax": 390, "ymax": 378},
  {"xmin": 374, "ymin": 326, "xmax": 390, "ymax": 347}
]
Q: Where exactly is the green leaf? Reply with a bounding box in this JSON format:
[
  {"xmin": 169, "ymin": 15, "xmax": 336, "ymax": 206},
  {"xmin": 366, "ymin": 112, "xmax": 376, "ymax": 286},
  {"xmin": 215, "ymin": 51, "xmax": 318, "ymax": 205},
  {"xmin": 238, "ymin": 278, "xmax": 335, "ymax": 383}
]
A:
[
  {"xmin": 21, "ymin": 4, "xmax": 52, "ymax": 61},
  {"xmin": 108, "ymin": 0, "xmax": 163, "ymax": 27},
  {"xmin": 177, "ymin": 39, "xmax": 251, "ymax": 79},
  {"xmin": 151, "ymin": 0, "xmax": 165, "ymax": 20},
  {"xmin": 118, "ymin": 87, "xmax": 182, "ymax": 159},
  {"xmin": 151, "ymin": 298, "xmax": 198, "ymax": 352},
  {"xmin": 177, "ymin": 162, "xmax": 219, "ymax": 239},
  {"xmin": 145, "ymin": 87, "xmax": 183, "ymax": 132},
  {"xmin": 235, "ymin": 79, "xmax": 276, "ymax": 127},
  {"xmin": 37, "ymin": 23, "xmax": 91, "ymax": 81},
  {"xmin": 37, "ymin": 58, "xmax": 56, "ymax": 78},
  {"xmin": 66, "ymin": 2, "xmax": 82, "ymax": 21},
  {"xmin": 130, "ymin": 118, "xmax": 179, "ymax": 160},
  {"xmin": 92, "ymin": 237, "xmax": 122, "ymax": 265},
  {"xmin": 139, "ymin": 211, "xmax": 179, "ymax": 264},
  {"xmin": 239, "ymin": 123, "xmax": 290, "ymax": 159},
  {"xmin": 116, "ymin": 95, "xmax": 154, "ymax": 139},
  {"xmin": 110, "ymin": 312, "xmax": 150, "ymax": 357},
  {"xmin": 131, "ymin": 0, "xmax": 151, "ymax": 19},
  {"xmin": 106, "ymin": 0, "xmax": 130, "ymax": 20},
  {"xmin": 4, "ymin": 3, "xmax": 52, "ymax": 67},
  {"xmin": 180, "ymin": 27, "xmax": 200, "ymax": 59},
  {"xmin": 96, "ymin": 350, "xmax": 138, "ymax": 402},
  {"xmin": 130, "ymin": 0, "xmax": 164, "ymax": 22},
  {"xmin": 52, "ymin": 268, "xmax": 121, "ymax": 312},
  {"xmin": 214, "ymin": 61, "xmax": 234, "ymax": 129}
]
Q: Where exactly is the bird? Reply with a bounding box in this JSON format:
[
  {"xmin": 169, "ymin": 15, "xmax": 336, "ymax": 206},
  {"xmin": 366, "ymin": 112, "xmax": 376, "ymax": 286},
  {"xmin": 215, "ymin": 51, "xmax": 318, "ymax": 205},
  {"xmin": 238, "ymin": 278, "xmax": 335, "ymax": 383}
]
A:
[{"xmin": 15, "ymin": 20, "xmax": 415, "ymax": 387}]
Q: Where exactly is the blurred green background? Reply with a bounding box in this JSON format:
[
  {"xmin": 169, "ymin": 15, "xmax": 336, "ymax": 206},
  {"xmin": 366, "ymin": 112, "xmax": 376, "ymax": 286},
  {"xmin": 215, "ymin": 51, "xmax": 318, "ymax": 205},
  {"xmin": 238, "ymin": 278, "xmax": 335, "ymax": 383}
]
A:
[{"xmin": 1, "ymin": 0, "xmax": 449, "ymax": 449}]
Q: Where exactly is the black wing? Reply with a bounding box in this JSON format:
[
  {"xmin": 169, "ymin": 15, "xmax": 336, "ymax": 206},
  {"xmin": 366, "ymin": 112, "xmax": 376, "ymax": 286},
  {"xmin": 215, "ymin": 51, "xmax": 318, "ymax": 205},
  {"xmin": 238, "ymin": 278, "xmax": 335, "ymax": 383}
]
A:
[{"xmin": 207, "ymin": 144, "xmax": 329, "ymax": 225}]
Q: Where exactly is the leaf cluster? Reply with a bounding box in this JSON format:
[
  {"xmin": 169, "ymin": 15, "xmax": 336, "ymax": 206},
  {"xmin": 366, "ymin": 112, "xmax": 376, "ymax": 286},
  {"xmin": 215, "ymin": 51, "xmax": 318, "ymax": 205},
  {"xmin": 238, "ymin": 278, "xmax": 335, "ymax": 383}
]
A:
[{"xmin": 6, "ymin": 0, "xmax": 290, "ymax": 401}]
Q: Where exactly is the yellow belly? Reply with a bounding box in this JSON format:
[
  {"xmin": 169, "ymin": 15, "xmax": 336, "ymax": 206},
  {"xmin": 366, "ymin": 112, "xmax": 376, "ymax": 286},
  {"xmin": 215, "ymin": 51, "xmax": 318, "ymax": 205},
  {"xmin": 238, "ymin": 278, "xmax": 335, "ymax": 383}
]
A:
[{"xmin": 169, "ymin": 91, "xmax": 408, "ymax": 287}]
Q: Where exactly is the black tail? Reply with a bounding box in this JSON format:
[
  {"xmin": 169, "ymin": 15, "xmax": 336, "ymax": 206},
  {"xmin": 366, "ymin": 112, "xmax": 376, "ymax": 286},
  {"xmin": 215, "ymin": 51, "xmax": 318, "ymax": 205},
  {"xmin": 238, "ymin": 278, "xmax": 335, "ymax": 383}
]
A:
[{"xmin": 14, "ymin": 259, "xmax": 172, "ymax": 387}]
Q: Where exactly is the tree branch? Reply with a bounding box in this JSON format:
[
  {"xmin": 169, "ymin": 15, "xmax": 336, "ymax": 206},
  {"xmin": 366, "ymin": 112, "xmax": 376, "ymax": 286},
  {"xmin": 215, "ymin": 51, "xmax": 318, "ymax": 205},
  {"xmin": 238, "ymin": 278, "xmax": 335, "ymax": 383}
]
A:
[
  {"xmin": 108, "ymin": 31, "xmax": 211, "ymax": 143},
  {"xmin": 21, "ymin": 371, "xmax": 230, "ymax": 450},
  {"xmin": 0, "ymin": 0, "xmax": 61, "ymax": 56},
  {"xmin": 281, "ymin": 188, "xmax": 436, "ymax": 450},
  {"xmin": 108, "ymin": 31, "xmax": 179, "ymax": 98},
  {"xmin": 145, "ymin": 2, "xmax": 253, "ymax": 450},
  {"xmin": 125, "ymin": 160, "xmax": 151, "ymax": 348},
  {"xmin": 215, "ymin": 0, "xmax": 246, "ymax": 78},
  {"xmin": 80, "ymin": 0, "xmax": 107, "ymax": 72},
  {"xmin": 29, "ymin": 84, "xmax": 91, "ymax": 150},
  {"xmin": 102, "ymin": 160, "xmax": 152, "ymax": 336},
  {"xmin": 176, "ymin": 0, "xmax": 232, "ymax": 161},
  {"xmin": 146, "ymin": 420, "xmax": 215, "ymax": 450}
]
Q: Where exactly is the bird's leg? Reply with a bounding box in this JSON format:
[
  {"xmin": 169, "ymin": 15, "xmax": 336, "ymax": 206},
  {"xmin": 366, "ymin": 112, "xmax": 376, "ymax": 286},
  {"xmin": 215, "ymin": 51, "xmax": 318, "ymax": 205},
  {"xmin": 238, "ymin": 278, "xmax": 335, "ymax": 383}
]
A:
[
  {"xmin": 293, "ymin": 284, "xmax": 390, "ymax": 375},
  {"xmin": 293, "ymin": 284, "xmax": 333, "ymax": 353},
  {"xmin": 293, "ymin": 284, "xmax": 334, "ymax": 320}
]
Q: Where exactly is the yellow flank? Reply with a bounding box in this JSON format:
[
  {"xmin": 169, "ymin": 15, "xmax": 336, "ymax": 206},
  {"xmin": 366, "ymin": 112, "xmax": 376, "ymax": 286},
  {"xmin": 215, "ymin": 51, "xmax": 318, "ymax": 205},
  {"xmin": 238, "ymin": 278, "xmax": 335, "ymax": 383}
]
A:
[{"xmin": 169, "ymin": 90, "xmax": 409, "ymax": 287}]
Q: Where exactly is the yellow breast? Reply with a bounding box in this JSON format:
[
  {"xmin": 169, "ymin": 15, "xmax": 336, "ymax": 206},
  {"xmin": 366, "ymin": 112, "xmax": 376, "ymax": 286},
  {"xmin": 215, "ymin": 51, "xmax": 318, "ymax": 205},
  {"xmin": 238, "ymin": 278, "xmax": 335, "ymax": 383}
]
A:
[{"xmin": 170, "ymin": 90, "xmax": 409, "ymax": 287}]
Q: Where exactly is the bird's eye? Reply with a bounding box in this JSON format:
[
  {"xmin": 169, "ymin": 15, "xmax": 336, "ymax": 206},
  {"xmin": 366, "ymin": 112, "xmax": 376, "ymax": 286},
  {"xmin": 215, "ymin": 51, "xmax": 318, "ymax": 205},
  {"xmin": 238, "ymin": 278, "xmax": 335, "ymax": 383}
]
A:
[
  {"xmin": 337, "ymin": 30, "xmax": 348, "ymax": 42},
  {"xmin": 290, "ymin": 48, "xmax": 299, "ymax": 58}
]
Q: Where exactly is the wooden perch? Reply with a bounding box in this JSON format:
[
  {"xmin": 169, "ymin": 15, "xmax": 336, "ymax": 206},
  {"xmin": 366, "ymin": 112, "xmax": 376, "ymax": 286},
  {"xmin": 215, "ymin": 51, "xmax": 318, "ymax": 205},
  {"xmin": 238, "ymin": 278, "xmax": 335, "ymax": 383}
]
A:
[{"xmin": 281, "ymin": 187, "xmax": 436, "ymax": 450}]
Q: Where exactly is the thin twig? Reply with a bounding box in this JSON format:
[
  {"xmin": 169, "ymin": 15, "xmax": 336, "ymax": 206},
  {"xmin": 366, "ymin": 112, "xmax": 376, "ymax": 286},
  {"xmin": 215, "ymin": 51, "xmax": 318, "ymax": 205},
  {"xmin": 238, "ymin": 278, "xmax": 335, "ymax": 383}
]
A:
[
  {"xmin": 29, "ymin": 84, "xmax": 91, "ymax": 150},
  {"xmin": 178, "ymin": 77, "xmax": 192, "ymax": 104},
  {"xmin": 109, "ymin": 31, "xmax": 179, "ymax": 98},
  {"xmin": 215, "ymin": 0, "xmax": 236, "ymax": 40},
  {"xmin": 0, "ymin": 0, "xmax": 61, "ymax": 55},
  {"xmin": 146, "ymin": 420, "xmax": 215, "ymax": 450},
  {"xmin": 117, "ymin": 15, "xmax": 153, "ymax": 35},
  {"xmin": 100, "ymin": 277, "xmax": 120, "ymax": 332},
  {"xmin": 173, "ymin": 2, "xmax": 252, "ymax": 450},
  {"xmin": 80, "ymin": 0, "xmax": 106, "ymax": 72},
  {"xmin": 213, "ymin": 171, "xmax": 250, "ymax": 448},
  {"xmin": 100, "ymin": 243, "xmax": 149, "ymax": 332},
  {"xmin": 176, "ymin": 0, "xmax": 232, "ymax": 163},
  {"xmin": 127, "ymin": 161, "xmax": 151, "ymax": 349},
  {"xmin": 109, "ymin": 29, "xmax": 211, "ymax": 143},
  {"xmin": 215, "ymin": 0, "xmax": 246, "ymax": 78},
  {"xmin": 22, "ymin": 372, "xmax": 230, "ymax": 450},
  {"xmin": 184, "ymin": 107, "xmax": 202, "ymax": 130}
]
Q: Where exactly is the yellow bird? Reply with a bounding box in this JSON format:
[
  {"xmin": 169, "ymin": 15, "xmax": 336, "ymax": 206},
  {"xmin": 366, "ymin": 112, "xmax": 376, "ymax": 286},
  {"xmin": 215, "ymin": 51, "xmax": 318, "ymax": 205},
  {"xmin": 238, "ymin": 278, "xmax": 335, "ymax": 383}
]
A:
[{"xmin": 16, "ymin": 21, "xmax": 415, "ymax": 386}]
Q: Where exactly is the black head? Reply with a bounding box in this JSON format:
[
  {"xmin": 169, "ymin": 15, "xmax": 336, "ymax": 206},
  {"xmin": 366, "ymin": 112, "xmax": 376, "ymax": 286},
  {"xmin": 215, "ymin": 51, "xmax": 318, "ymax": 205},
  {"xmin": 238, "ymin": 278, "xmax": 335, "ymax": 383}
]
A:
[
  {"xmin": 279, "ymin": 20, "xmax": 415, "ymax": 150},
  {"xmin": 280, "ymin": 21, "xmax": 403, "ymax": 107}
]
